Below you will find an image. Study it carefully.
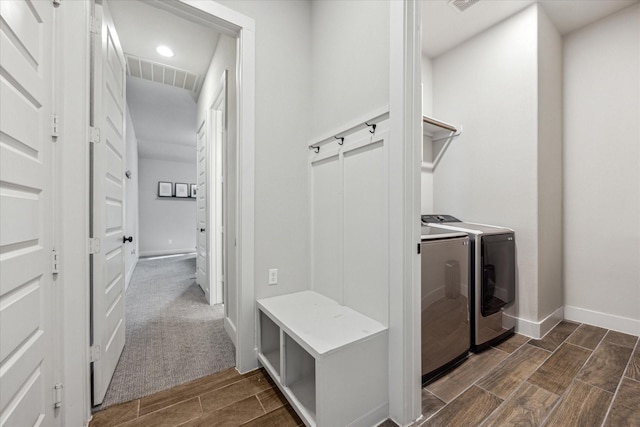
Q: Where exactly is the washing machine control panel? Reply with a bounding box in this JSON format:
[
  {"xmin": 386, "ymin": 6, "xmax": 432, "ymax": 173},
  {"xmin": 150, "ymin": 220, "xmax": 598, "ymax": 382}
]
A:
[{"xmin": 421, "ymin": 214, "xmax": 461, "ymax": 224}]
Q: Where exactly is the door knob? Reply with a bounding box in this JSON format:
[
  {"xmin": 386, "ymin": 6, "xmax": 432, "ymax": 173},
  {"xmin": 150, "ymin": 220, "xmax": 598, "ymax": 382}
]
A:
[
  {"xmin": 123, "ymin": 236, "xmax": 133, "ymax": 243},
  {"xmin": 200, "ymin": 228, "xmax": 206, "ymax": 232}
]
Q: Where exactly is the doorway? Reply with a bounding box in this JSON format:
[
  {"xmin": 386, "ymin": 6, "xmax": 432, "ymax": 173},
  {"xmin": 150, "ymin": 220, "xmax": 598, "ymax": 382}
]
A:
[{"xmin": 89, "ymin": 0, "xmax": 243, "ymax": 409}]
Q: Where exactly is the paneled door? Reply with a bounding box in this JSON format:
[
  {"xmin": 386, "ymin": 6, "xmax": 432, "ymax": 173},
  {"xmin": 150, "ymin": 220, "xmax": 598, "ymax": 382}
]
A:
[
  {"xmin": 0, "ymin": 0, "xmax": 56, "ymax": 424},
  {"xmin": 196, "ymin": 121, "xmax": 210, "ymax": 302},
  {"xmin": 91, "ymin": 1, "xmax": 127, "ymax": 406}
]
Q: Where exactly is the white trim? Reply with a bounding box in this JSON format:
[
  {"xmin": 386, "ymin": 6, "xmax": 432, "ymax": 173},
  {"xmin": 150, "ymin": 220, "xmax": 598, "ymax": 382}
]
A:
[
  {"xmin": 124, "ymin": 255, "xmax": 139, "ymax": 291},
  {"xmin": 564, "ymin": 305, "xmax": 640, "ymax": 336},
  {"xmin": 224, "ymin": 317, "xmax": 237, "ymax": 347},
  {"xmin": 58, "ymin": 1, "xmax": 92, "ymax": 425},
  {"xmin": 350, "ymin": 403, "xmax": 389, "ymax": 427},
  {"xmin": 138, "ymin": 248, "xmax": 197, "ymax": 257},
  {"xmin": 508, "ymin": 306, "xmax": 563, "ymax": 339},
  {"xmin": 388, "ymin": 0, "xmax": 422, "ymax": 425},
  {"xmin": 307, "ymin": 106, "xmax": 389, "ymax": 148}
]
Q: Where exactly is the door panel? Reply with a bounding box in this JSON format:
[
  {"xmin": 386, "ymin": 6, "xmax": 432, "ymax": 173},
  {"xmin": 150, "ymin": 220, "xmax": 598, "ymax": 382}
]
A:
[
  {"xmin": 0, "ymin": 0, "xmax": 55, "ymax": 424},
  {"xmin": 91, "ymin": 1, "xmax": 127, "ymax": 405},
  {"xmin": 196, "ymin": 122, "xmax": 209, "ymax": 300}
]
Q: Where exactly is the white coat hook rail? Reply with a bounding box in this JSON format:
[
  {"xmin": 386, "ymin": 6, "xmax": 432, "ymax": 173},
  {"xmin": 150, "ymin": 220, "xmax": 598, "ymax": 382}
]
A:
[{"xmin": 307, "ymin": 107, "xmax": 390, "ymax": 153}]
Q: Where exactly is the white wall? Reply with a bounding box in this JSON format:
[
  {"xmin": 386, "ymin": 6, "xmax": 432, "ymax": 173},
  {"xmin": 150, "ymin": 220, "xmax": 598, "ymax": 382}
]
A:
[
  {"xmin": 216, "ymin": 0, "xmax": 311, "ymax": 302},
  {"xmin": 536, "ymin": 8, "xmax": 563, "ymax": 321},
  {"xmin": 432, "ymin": 6, "xmax": 541, "ymax": 323},
  {"xmin": 309, "ymin": 0, "xmax": 390, "ymax": 137},
  {"xmin": 138, "ymin": 158, "xmax": 197, "ymax": 256},
  {"xmin": 124, "ymin": 108, "xmax": 139, "ymax": 288},
  {"xmin": 421, "ymin": 55, "xmax": 434, "ymax": 214},
  {"xmin": 563, "ymin": 4, "xmax": 640, "ymax": 335}
]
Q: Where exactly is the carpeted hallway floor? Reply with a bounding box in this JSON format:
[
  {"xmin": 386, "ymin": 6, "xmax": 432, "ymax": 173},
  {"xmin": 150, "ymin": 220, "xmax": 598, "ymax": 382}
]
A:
[{"xmin": 96, "ymin": 254, "xmax": 236, "ymax": 410}]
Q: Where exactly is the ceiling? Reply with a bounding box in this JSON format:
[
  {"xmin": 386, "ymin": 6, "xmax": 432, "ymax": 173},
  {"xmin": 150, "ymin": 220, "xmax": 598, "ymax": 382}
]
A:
[
  {"xmin": 109, "ymin": 0, "xmax": 221, "ymax": 163},
  {"xmin": 127, "ymin": 78, "xmax": 197, "ymax": 163},
  {"xmin": 109, "ymin": 0, "xmax": 220, "ymax": 85},
  {"xmin": 422, "ymin": 0, "xmax": 639, "ymax": 58}
]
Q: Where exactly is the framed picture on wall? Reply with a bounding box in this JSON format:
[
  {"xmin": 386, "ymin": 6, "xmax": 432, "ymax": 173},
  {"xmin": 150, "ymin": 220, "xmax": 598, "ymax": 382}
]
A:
[
  {"xmin": 175, "ymin": 182, "xmax": 189, "ymax": 198},
  {"xmin": 158, "ymin": 181, "xmax": 173, "ymax": 197},
  {"xmin": 190, "ymin": 184, "xmax": 197, "ymax": 198}
]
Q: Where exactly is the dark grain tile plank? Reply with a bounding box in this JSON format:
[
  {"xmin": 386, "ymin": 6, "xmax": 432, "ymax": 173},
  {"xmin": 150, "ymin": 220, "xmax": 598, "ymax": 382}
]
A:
[
  {"xmin": 528, "ymin": 343, "xmax": 592, "ymax": 395},
  {"xmin": 139, "ymin": 368, "xmax": 258, "ymax": 416},
  {"xmin": 421, "ymin": 389, "xmax": 445, "ymax": 420},
  {"xmin": 483, "ymin": 382, "xmax": 558, "ymax": 427},
  {"xmin": 425, "ymin": 348, "xmax": 508, "ymax": 402},
  {"xmin": 576, "ymin": 341, "xmax": 633, "ymax": 392},
  {"xmin": 181, "ymin": 396, "xmax": 265, "ymax": 427},
  {"xmin": 603, "ymin": 377, "xmax": 640, "ymax": 426},
  {"xmin": 200, "ymin": 370, "xmax": 272, "ymax": 413},
  {"xmin": 90, "ymin": 400, "xmax": 139, "ymax": 427},
  {"xmin": 528, "ymin": 321, "xmax": 580, "ymax": 352},
  {"xmin": 492, "ymin": 333, "xmax": 530, "ymax": 354},
  {"xmin": 477, "ymin": 344, "xmax": 550, "ymax": 399},
  {"xmin": 565, "ymin": 324, "xmax": 607, "ymax": 350},
  {"xmin": 543, "ymin": 380, "xmax": 612, "ymax": 426},
  {"xmin": 603, "ymin": 330, "xmax": 638, "ymax": 349},
  {"xmin": 240, "ymin": 405, "xmax": 303, "ymax": 427},
  {"xmin": 256, "ymin": 388, "xmax": 288, "ymax": 412},
  {"xmin": 625, "ymin": 346, "xmax": 640, "ymax": 381},
  {"xmin": 119, "ymin": 397, "xmax": 201, "ymax": 427},
  {"xmin": 421, "ymin": 386, "xmax": 502, "ymax": 427}
]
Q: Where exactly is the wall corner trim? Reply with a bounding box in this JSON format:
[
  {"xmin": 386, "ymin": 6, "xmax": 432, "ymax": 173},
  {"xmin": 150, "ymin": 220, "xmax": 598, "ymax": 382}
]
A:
[{"xmin": 508, "ymin": 306, "xmax": 563, "ymax": 339}]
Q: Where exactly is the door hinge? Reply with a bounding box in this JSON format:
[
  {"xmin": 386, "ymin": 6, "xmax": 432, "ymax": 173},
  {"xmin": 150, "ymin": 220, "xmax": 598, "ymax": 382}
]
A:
[
  {"xmin": 51, "ymin": 114, "xmax": 60, "ymax": 138},
  {"xmin": 89, "ymin": 238, "xmax": 101, "ymax": 255},
  {"xmin": 52, "ymin": 249, "xmax": 59, "ymax": 274},
  {"xmin": 89, "ymin": 126, "xmax": 101, "ymax": 144},
  {"xmin": 90, "ymin": 345, "xmax": 101, "ymax": 362},
  {"xmin": 53, "ymin": 0, "xmax": 61, "ymax": 7},
  {"xmin": 54, "ymin": 383, "xmax": 63, "ymax": 408},
  {"xmin": 90, "ymin": 16, "xmax": 101, "ymax": 35},
  {"xmin": 417, "ymin": 243, "xmax": 421, "ymax": 254}
]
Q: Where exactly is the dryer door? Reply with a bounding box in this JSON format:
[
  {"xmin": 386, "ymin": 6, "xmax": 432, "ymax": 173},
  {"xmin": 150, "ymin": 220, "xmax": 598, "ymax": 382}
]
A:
[{"xmin": 480, "ymin": 234, "xmax": 515, "ymax": 316}]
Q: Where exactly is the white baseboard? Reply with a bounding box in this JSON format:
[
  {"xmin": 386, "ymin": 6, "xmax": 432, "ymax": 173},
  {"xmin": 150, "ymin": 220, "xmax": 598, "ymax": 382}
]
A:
[
  {"xmin": 224, "ymin": 317, "xmax": 237, "ymax": 347},
  {"xmin": 350, "ymin": 403, "xmax": 389, "ymax": 427},
  {"xmin": 564, "ymin": 305, "xmax": 640, "ymax": 336},
  {"xmin": 124, "ymin": 254, "xmax": 139, "ymax": 291},
  {"xmin": 139, "ymin": 248, "xmax": 196, "ymax": 257},
  {"xmin": 508, "ymin": 306, "xmax": 563, "ymax": 339}
]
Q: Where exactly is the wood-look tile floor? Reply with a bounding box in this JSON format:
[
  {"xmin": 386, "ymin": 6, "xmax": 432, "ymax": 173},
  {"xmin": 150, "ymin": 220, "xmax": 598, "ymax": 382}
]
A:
[
  {"xmin": 91, "ymin": 321, "xmax": 639, "ymax": 427},
  {"xmin": 420, "ymin": 322, "xmax": 640, "ymax": 427},
  {"xmin": 89, "ymin": 368, "xmax": 304, "ymax": 427}
]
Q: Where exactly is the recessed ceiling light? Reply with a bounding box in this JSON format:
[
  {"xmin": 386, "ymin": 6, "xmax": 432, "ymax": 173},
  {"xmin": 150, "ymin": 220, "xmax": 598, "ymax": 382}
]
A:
[{"xmin": 156, "ymin": 45, "xmax": 174, "ymax": 58}]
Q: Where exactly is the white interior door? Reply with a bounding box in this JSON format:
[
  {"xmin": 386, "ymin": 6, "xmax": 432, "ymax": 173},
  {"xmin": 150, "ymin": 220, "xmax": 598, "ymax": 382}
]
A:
[
  {"xmin": 0, "ymin": 1, "xmax": 56, "ymax": 424},
  {"xmin": 196, "ymin": 122, "xmax": 210, "ymax": 302},
  {"xmin": 90, "ymin": 1, "xmax": 127, "ymax": 406},
  {"xmin": 214, "ymin": 109, "xmax": 225, "ymax": 304}
]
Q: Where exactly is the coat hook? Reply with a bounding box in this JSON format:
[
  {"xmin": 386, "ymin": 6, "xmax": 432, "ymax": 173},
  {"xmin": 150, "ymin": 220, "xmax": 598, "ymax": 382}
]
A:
[
  {"xmin": 365, "ymin": 122, "xmax": 377, "ymax": 134},
  {"xmin": 334, "ymin": 136, "xmax": 344, "ymax": 145},
  {"xmin": 311, "ymin": 146, "xmax": 320, "ymax": 153}
]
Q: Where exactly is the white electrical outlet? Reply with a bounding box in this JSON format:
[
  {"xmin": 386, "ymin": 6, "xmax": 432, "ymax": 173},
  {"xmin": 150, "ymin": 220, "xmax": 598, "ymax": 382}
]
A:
[{"xmin": 268, "ymin": 268, "xmax": 278, "ymax": 285}]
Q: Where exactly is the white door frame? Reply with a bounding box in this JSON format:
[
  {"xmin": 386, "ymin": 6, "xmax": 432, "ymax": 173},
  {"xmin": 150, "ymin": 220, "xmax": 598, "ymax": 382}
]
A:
[
  {"xmin": 58, "ymin": 1, "xmax": 255, "ymax": 424},
  {"xmin": 208, "ymin": 72, "xmax": 227, "ymax": 306},
  {"xmin": 388, "ymin": 0, "xmax": 422, "ymax": 425}
]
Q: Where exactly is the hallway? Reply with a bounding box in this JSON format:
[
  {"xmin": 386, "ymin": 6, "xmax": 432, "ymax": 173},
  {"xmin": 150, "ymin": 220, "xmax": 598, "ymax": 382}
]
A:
[{"xmin": 97, "ymin": 254, "xmax": 235, "ymax": 409}]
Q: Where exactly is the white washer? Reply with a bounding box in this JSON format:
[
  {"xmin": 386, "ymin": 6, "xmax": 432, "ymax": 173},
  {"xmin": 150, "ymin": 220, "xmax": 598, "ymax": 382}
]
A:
[{"xmin": 422, "ymin": 215, "xmax": 516, "ymax": 351}]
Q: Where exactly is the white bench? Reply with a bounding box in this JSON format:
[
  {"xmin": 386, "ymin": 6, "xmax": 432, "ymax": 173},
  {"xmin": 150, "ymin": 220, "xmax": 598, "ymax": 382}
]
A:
[{"xmin": 257, "ymin": 290, "xmax": 389, "ymax": 427}]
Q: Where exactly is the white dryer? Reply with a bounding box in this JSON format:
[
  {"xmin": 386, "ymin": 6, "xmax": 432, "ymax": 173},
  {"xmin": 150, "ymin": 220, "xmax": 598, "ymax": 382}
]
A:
[{"xmin": 422, "ymin": 215, "xmax": 516, "ymax": 351}]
